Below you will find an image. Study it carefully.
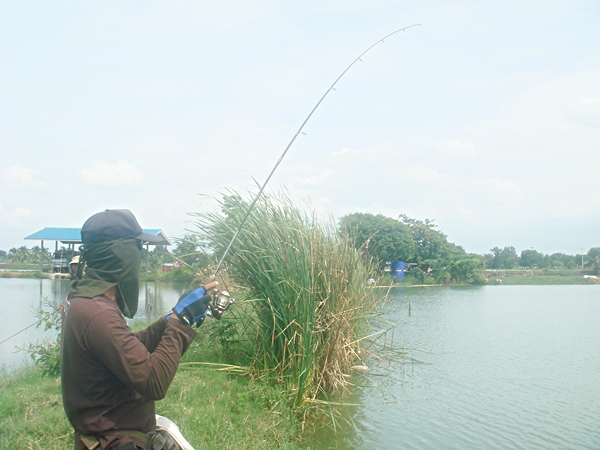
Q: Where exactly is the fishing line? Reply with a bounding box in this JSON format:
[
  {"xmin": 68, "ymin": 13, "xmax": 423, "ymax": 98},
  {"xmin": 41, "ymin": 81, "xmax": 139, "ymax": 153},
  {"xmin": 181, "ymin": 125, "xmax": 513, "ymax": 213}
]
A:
[
  {"xmin": 213, "ymin": 24, "xmax": 421, "ymax": 275},
  {"xmin": 0, "ymin": 320, "xmax": 40, "ymax": 345}
]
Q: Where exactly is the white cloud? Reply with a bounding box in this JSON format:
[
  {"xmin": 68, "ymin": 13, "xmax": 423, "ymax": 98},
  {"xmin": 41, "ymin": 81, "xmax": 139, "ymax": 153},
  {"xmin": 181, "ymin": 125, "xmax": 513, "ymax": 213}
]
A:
[
  {"xmin": 476, "ymin": 177, "xmax": 524, "ymax": 203},
  {"xmin": 291, "ymin": 170, "xmax": 332, "ymax": 186},
  {"xmin": 79, "ymin": 160, "xmax": 145, "ymax": 188},
  {"xmin": 0, "ymin": 1, "xmax": 598, "ymax": 255},
  {"xmin": 332, "ymin": 148, "xmax": 351, "ymax": 156},
  {"xmin": 0, "ymin": 206, "xmax": 31, "ymax": 220},
  {"xmin": 398, "ymin": 164, "xmax": 445, "ymax": 185},
  {"xmin": 311, "ymin": 196, "xmax": 335, "ymax": 220},
  {"xmin": 2, "ymin": 166, "xmax": 47, "ymax": 188},
  {"xmin": 437, "ymin": 139, "xmax": 476, "ymax": 158},
  {"xmin": 13, "ymin": 207, "xmax": 31, "ymax": 217}
]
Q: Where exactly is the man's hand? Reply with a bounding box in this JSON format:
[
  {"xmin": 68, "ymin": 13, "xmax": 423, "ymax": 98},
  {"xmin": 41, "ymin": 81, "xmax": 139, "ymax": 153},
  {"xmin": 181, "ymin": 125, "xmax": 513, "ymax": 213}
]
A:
[{"xmin": 172, "ymin": 281, "xmax": 218, "ymax": 327}]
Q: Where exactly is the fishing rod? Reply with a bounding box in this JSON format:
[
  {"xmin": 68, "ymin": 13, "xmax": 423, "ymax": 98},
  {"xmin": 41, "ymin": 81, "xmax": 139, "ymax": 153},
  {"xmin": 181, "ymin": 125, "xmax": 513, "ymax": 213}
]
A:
[{"xmin": 212, "ymin": 24, "xmax": 421, "ymax": 276}]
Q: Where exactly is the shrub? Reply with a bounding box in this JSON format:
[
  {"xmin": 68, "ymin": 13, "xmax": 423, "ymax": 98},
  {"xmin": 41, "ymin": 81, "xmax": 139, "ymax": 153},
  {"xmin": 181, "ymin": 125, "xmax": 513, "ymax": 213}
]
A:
[
  {"xmin": 191, "ymin": 191, "xmax": 380, "ymax": 409},
  {"xmin": 21, "ymin": 298, "xmax": 62, "ymax": 376}
]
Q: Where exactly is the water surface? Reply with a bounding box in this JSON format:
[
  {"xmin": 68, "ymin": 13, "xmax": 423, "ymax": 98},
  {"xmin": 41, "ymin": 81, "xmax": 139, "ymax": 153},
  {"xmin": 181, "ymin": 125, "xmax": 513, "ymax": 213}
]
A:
[
  {"xmin": 310, "ymin": 285, "xmax": 600, "ymax": 449},
  {"xmin": 3, "ymin": 280, "xmax": 599, "ymax": 449}
]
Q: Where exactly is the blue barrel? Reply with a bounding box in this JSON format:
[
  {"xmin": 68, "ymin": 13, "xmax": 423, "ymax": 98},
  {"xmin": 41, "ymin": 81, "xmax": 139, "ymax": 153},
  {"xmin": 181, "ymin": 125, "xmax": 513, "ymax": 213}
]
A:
[{"xmin": 390, "ymin": 260, "xmax": 405, "ymax": 279}]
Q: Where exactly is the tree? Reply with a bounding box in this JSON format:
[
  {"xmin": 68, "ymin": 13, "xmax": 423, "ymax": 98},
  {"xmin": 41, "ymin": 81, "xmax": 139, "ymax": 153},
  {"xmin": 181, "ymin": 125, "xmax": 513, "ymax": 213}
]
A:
[
  {"xmin": 520, "ymin": 249, "xmax": 544, "ymax": 268},
  {"xmin": 146, "ymin": 245, "xmax": 171, "ymax": 270},
  {"xmin": 339, "ymin": 213, "xmax": 416, "ymax": 267},
  {"xmin": 174, "ymin": 234, "xmax": 211, "ymax": 268},
  {"xmin": 447, "ymin": 256, "xmax": 486, "ymax": 284},
  {"xmin": 339, "ymin": 211, "xmax": 484, "ymax": 284},
  {"xmin": 547, "ymin": 253, "xmax": 576, "ymax": 269},
  {"xmin": 587, "ymin": 247, "xmax": 600, "ymax": 274},
  {"xmin": 399, "ymin": 215, "xmax": 465, "ymax": 264},
  {"xmin": 30, "ymin": 245, "xmax": 51, "ymax": 264},
  {"xmin": 488, "ymin": 246, "xmax": 519, "ymax": 269},
  {"xmin": 9, "ymin": 246, "xmax": 30, "ymax": 263}
]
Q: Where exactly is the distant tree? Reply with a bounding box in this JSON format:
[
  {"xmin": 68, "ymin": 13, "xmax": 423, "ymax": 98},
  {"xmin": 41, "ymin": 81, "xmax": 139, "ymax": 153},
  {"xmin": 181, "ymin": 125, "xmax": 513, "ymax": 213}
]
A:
[
  {"xmin": 548, "ymin": 253, "xmax": 576, "ymax": 269},
  {"xmin": 399, "ymin": 215, "xmax": 465, "ymax": 263},
  {"xmin": 0, "ymin": 249, "xmax": 7, "ymax": 259},
  {"xmin": 520, "ymin": 249, "xmax": 544, "ymax": 268},
  {"xmin": 488, "ymin": 246, "xmax": 519, "ymax": 269},
  {"xmin": 174, "ymin": 234, "xmax": 199, "ymax": 265},
  {"xmin": 9, "ymin": 246, "xmax": 30, "ymax": 263},
  {"xmin": 487, "ymin": 247, "xmax": 501, "ymax": 269},
  {"xmin": 540, "ymin": 254, "xmax": 552, "ymax": 269},
  {"xmin": 586, "ymin": 247, "xmax": 600, "ymax": 274},
  {"xmin": 146, "ymin": 245, "xmax": 171, "ymax": 270},
  {"xmin": 195, "ymin": 193, "xmax": 249, "ymax": 261},
  {"xmin": 447, "ymin": 256, "xmax": 486, "ymax": 284},
  {"xmin": 339, "ymin": 211, "xmax": 485, "ymax": 284},
  {"xmin": 30, "ymin": 245, "xmax": 51, "ymax": 264},
  {"xmin": 483, "ymin": 252, "xmax": 494, "ymax": 268},
  {"xmin": 174, "ymin": 234, "xmax": 211, "ymax": 268},
  {"xmin": 339, "ymin": 213, "xmax": 416, "ymax": 267}
]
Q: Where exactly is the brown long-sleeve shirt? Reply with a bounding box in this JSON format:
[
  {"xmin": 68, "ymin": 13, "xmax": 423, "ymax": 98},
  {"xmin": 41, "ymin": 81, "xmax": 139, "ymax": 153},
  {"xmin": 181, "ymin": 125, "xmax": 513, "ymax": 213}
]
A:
[{"xmin": 60, "ymin": 294, "xmax": 196, "ymax": 449}]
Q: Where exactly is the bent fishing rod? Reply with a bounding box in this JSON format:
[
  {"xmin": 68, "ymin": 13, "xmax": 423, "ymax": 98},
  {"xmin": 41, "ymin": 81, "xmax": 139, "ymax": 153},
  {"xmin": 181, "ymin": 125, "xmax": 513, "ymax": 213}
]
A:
[{"xmin": 212, "ymin": 24, "xmax": 421, "ymax": 276}]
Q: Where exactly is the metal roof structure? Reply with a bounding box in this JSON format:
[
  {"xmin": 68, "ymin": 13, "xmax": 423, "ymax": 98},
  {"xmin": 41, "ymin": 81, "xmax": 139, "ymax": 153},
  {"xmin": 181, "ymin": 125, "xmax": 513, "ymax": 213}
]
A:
[{"xmin": 25, "ymin": 227, "xmax": 172, "ymax": 246}]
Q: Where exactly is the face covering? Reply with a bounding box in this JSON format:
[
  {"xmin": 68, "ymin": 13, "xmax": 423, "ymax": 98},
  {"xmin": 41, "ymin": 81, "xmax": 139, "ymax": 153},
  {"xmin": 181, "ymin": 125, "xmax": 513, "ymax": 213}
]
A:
[{"xmin": 70, "ymin": 238, "xmax": 141, "ymax": 318}]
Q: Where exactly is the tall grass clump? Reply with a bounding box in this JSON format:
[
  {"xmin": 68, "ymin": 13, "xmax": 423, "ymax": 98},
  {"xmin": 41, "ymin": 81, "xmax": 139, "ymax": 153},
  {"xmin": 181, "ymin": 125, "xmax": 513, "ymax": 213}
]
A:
[{"xmin": 191, "ymin": 191, "xmax": 380, "ymax": 411}]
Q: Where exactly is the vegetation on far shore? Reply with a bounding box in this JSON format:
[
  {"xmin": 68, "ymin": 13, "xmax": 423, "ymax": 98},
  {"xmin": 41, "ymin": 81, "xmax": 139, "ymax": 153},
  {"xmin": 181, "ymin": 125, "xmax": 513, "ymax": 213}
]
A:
[{"xmin": 2, "ymin": 209, "xmax": 599, "ymax": 286}]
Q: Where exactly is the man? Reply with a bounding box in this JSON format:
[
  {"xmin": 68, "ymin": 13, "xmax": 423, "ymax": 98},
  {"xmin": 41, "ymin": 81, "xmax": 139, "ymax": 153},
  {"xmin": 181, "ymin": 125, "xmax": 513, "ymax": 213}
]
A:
[
  {"xmin": 61, "ymin": 209, "xmax": 216, "ymax": 450},
  {"xmin": 68, "ymin": 255, "xmax": 80, "ymax": 278}
]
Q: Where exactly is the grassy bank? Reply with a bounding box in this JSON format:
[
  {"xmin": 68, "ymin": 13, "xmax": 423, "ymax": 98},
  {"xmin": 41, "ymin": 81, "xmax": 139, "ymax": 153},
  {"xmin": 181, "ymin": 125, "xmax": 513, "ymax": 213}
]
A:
[
  {"xmin": 374, "ymin": 269, "xmax": 599, "ymax": 287},
  {"xmin": 484, "ymin": 269, "xmax": 600, "ymax": 285},
  {"xmin": 0, "ymin": 336, "xmax": 302, "ymax": 449},
  {"xmin": 2, "ymin": 264, "xmax": 597, "ymax": 286}
]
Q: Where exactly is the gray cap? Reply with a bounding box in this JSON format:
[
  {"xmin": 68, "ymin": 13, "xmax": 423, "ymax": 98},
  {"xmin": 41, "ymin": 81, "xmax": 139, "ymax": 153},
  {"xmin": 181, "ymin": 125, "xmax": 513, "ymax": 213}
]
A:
[{"xmin": 81, "ymin": 209, "xmax": 163, "ymax": 244}]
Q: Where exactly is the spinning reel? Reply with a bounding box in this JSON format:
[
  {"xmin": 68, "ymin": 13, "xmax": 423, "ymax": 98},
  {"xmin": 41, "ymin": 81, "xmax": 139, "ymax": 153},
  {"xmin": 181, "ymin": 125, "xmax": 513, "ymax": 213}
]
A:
[{"xmin": 207, "ymin": 290, "xmax": 235, "ymax": 320}]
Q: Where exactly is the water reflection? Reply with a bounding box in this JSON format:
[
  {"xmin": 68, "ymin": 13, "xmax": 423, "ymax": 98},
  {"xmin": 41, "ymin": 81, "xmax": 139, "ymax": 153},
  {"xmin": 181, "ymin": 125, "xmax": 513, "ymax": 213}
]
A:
[{"xmin": 0, "ymin": 278, "xmax": 190, "ymax": 369}]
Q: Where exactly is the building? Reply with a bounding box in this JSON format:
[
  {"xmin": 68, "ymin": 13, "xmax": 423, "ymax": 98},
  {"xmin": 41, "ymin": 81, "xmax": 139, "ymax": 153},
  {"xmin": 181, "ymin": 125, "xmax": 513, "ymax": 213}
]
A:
[{"xmin": 25, "ymin": 227, "xmax": 171, "ymax": 273}]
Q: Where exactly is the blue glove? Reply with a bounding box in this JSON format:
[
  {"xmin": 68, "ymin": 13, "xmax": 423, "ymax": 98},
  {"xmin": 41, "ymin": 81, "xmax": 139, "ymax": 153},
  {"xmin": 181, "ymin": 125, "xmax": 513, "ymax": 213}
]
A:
[{"xmin": 172, "ymin": 286, "xmax": 212, "ymax": 327}]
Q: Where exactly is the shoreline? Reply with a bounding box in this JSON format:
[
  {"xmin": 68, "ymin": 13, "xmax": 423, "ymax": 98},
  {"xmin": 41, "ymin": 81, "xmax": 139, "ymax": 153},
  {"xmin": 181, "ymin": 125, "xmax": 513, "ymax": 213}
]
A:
[{"xmin": 1, "ymin": 269, "xmax": 598, "ymax": 286}]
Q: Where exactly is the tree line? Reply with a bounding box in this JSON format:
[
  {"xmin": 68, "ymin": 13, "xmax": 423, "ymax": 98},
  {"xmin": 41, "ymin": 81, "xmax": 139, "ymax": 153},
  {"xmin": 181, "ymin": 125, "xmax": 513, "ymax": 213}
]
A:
[
  {"xmin": 339, "ymin": 212, "xmax": 486, "ymax": 284},
  {"xmin": 0, "ymin": 242, "xmax": 201, "ymax": 273},
  {"xmin": 3, "ymin": 211, "xmax": 599, "ymax": 281},
  {"xmin": 338, "ymin": 212, "xmax": 600, "ymax": 284},
  {"xmin": 0, "ymin": 246, "xmax": 51, "ymax": 264},
  {"xmin": 484, "ymin": 246, "xmax": 599, "ymax": 270}
]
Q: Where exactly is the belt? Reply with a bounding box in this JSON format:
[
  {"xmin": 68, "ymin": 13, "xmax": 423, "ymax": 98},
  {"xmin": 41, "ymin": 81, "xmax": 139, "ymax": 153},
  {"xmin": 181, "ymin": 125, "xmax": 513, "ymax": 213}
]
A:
[{"xmin": 80, "ymin": 430, "xmax": 151, "ymax": 450}]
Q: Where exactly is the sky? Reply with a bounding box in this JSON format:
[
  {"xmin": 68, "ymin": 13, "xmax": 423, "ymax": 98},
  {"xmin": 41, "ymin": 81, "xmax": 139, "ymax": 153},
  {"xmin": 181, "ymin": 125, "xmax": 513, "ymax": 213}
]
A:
[{"xmin": 1, "ymin": 1, "xmax": 599, "ymax": 256}]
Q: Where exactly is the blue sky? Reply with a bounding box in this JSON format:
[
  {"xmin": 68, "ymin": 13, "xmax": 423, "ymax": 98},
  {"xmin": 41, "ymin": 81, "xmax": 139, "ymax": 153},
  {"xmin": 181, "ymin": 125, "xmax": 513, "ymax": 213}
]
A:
[{"xmin": 1, "ymin": 1, "xmax": 599, "ymax": 255}]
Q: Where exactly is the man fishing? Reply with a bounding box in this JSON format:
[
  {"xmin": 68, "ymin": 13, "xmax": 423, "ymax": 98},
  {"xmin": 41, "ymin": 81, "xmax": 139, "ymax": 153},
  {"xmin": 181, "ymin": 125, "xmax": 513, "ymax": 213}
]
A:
[{"xmin": 61, "ymin": 209, "xmax": 216, "ymax": 450}]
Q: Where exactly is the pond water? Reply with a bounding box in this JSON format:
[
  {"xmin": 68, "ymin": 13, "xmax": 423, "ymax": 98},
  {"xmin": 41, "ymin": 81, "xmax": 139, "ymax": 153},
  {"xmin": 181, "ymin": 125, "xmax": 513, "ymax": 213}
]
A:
[
  {"xmin": 3, "ymin": 281, "xmax": 599, "ymax": 449},
  {"xmin": 0, "ymin": 278, "xmax": 187, "ymax": 370},
  {"xmin": 308, "ymin": 285, "xmax": 600, "ymax": 449}
]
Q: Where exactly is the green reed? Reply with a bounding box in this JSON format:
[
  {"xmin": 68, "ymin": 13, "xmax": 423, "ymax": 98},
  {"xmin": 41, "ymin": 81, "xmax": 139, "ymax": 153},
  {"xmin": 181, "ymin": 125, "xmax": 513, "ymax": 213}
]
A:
[{"xmin": 192, "ymin": 191, "xmax": 379, "ymax": 409}]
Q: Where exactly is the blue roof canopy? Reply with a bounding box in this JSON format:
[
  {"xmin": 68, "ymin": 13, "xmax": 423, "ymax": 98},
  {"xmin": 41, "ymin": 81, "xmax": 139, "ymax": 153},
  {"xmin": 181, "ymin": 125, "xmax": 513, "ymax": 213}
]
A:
[{"xmin": 25, "ymin": 227, "xmax": 171, "ymax": 246}]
